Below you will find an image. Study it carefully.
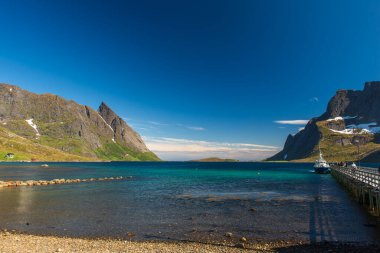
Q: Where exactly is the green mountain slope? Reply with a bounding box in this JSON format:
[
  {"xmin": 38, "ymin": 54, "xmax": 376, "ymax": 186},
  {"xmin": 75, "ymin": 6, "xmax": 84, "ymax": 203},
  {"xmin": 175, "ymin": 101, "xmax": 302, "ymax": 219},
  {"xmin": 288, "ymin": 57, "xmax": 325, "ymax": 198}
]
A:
[
  {"xmin": 293, "ymin": 120, "xmax": 380, "ymax": 162},
  {"xmin": 0, "ymin": 126, "xmax": 92, "ymax": 161},
  {"xmin": 0, "ymin": 83, "xmax": 160, "ymax": 161}
]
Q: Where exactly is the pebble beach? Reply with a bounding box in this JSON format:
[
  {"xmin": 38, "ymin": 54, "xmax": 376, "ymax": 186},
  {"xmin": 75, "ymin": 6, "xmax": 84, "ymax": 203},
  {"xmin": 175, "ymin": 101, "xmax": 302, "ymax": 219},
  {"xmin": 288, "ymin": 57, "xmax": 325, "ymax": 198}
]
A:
[
  {"xmin": 2, "ymin": 231, "xmax": 380, "ymax": 253},
  {"xmin": 0, "ymin": 231, "xmax": 257, "ymax": 253}
]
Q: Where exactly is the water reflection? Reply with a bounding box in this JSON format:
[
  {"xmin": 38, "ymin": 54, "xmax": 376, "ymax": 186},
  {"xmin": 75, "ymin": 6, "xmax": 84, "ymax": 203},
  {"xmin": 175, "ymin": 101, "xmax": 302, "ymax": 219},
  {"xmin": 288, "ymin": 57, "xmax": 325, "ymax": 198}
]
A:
[{"xmin": 15, "ymin": 187, "xmax": 34, "ymax": 214}]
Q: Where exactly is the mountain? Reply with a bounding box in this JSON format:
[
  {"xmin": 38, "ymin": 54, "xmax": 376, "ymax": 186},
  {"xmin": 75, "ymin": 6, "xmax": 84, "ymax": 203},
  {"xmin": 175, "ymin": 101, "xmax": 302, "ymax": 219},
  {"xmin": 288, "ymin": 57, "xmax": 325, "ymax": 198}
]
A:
[
  {"xmin": 189, "ymin": 157, "xmax": 239, "ymax": 162},
  {"xmin": 0, "ymin": 83, "xmax": 160, "ymax": 161},
  {"xmin": 267, "ymin": 81, "xmax": 380, "ymax": 162}
]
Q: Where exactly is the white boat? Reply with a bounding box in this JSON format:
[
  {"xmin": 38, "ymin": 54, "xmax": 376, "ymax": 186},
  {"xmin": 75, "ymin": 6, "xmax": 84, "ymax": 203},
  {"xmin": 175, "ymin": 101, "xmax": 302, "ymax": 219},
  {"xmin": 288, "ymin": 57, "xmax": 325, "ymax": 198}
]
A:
[
  {"xmin": 314, "ymin": 150, "xmax": 330, "ymax": 174},
  {"xmin": 40, "ymin": 164, "xmax": 49, "ymax": 168}
]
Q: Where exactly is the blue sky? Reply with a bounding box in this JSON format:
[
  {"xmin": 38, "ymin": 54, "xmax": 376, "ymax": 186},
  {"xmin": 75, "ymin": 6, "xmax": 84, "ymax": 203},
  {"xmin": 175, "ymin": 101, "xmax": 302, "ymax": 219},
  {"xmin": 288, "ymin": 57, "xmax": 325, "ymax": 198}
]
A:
[{"xmin": 1, "ymin": 0, "xmax": 380, "ymax": 160}]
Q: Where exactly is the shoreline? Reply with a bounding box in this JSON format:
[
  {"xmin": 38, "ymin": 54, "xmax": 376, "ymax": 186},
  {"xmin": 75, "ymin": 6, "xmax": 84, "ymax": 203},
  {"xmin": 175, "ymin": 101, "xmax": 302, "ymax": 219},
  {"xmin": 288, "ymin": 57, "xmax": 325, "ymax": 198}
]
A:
[
  {"xmin": 1, "ymin": 231, "xmax": 380, "ymax": 253},
  {"xmin": 0, "ymin": 160, "xmax": 314, "ymax": 163}
]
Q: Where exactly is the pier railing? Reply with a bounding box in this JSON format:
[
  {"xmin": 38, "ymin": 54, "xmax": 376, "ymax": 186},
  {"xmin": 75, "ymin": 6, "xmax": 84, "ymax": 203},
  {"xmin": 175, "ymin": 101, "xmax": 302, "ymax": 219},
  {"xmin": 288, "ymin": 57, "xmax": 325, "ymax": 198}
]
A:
[
  {"xmin": 331, "ymin": 165, "xmax": 380, "ymax": 189},
  {"xmin": 331, "ymin": 165, "xmax": 380, "ymax": 216}
]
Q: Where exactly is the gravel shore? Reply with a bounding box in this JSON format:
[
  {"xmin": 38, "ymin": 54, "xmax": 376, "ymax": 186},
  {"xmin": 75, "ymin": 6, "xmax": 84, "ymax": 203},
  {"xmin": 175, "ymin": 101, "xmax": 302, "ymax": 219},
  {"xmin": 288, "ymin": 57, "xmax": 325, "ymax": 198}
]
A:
[
  {"xmin": 0, "ymin": 232, "xmax": 253, "ymax": 253},
  {"xmin": 1, "ymin": 231, "xmax": 380, "ymax": 253}
]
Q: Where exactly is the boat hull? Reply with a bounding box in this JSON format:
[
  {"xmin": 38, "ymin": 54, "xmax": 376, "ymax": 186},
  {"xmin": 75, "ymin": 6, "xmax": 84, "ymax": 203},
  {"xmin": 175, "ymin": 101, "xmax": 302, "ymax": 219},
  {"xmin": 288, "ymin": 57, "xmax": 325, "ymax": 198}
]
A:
[{"xmin": 314, "ymin": 166, "xmax": 331, "ymax": 174}]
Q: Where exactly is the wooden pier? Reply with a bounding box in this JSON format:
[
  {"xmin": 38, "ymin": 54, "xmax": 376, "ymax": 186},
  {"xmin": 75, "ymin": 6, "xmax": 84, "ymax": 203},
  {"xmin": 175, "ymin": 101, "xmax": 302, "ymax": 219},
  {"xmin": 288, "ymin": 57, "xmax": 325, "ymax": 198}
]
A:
[{"xmin": 331, "ymin": 165, "xmax": 380, "ymax": 216}]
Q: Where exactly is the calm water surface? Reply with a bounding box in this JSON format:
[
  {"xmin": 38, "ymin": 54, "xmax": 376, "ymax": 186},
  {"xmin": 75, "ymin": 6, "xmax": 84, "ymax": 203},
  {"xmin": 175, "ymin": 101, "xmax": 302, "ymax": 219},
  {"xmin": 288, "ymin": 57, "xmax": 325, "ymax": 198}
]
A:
[{"xmin": 0, "ymin": 162, "xmax": 379, "ymax": 243}]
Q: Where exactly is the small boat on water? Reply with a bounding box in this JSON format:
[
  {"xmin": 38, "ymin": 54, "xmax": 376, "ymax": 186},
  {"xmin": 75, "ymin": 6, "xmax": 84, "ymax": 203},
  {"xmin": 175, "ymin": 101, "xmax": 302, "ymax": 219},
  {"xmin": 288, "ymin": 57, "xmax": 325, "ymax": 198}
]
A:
[
  {"xmin": 40, "ymin": 164, "xmax": 49, "ymax": 168},
  {"xmin": 314, "ymin": 150, "xmax": 331, "ymax": 174}
]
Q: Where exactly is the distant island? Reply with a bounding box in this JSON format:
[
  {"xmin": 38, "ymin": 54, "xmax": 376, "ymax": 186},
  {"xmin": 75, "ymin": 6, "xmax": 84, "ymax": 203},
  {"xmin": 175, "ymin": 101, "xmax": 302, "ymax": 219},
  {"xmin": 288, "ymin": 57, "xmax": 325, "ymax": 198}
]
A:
[
  {"xmin": 190, "ymin": 157, "xmax": 239, "ymax": 162},
  {"xmin": 0, "ymin": 83, "xmax": 160, "ymax": 162}
]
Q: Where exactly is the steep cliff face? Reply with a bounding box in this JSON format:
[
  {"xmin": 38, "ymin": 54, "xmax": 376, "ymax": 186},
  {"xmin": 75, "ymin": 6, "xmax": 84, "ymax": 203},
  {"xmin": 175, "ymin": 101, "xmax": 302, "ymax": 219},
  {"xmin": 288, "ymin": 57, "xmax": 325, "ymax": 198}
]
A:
[
  {"xmin": 267, "ymin": 82, "xmax": 380, "ymax": 162},
  {"xmin": 320, "ymin": 81, "xmax": 380, "ymax": 122},
  {"xmin": 0, "ymin": 83, "xmax": 160, "ymax": 161},
  {"xmin": 268, "ymin": 119, "xmax": 320, "ymax": 161},
  {"xmin": 98, "ymin": 102, "xmax": 149, "ymax": 152}
]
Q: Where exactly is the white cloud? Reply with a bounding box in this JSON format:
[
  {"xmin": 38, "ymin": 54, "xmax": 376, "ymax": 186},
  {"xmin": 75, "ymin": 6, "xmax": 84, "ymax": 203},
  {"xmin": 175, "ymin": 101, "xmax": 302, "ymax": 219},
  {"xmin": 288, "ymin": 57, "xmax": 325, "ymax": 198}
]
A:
[
  {"xmin": 148, "ymin": 121, "xmax": 168, "ymax": 126},
  {"xmin": 309, "ymin": 97, "xmax": 319, "ymax": 102},
  {"xmin": 274, "ymin": 120, "xmax": 309, "ymax": 125},
  {"xmin": 143, "ymin": 136, "xmax": 279, "ymax": 161},
  {"xmin": 135, "ymin": 127, "xmax": 150, "ymax": 131},
  {"xmin": 176, "ymin": 123, "xmax": 205, "ymax": 131},
  {"xmin": 124, "ymin": 118, "xmax": 205, "ymax": 132},
  {"xmin": 186, "ymin": 126, "xmax": 205, "ymax": 131}
]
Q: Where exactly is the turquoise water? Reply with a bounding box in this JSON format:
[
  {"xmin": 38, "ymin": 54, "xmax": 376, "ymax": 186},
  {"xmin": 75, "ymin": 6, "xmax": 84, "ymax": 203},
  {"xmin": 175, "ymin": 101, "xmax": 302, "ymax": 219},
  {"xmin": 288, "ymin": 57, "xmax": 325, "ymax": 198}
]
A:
[{"xmin": 0, "ymin": 162, "xmax": 379, "ymax": 243}]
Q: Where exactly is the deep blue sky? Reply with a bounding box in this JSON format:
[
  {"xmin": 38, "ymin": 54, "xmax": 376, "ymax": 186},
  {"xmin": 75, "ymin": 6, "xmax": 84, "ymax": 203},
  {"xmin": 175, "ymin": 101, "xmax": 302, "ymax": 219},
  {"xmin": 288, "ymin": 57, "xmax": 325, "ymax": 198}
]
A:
[{"xmin": 0, "ymin": 0, "xmax": 380, "ymax": 160}]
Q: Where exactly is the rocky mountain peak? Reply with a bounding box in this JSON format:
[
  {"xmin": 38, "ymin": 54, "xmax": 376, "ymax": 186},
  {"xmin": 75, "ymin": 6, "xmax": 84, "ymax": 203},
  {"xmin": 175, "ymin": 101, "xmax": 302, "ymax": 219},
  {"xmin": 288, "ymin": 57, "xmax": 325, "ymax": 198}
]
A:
[
  {"xmin": 98, "ymin": 102, "xmax": 118, "ymax": 125},
  {"xmin": 364, "ymin": 81, "xmax": 380, "ymax": 92},
  {"xmin": 0, "ymin": 83, "xmax": 159, "ymax": 161},
  {"xmin": 97, "ymin": 102, "xmax": 150, "ymax": 153},
  {"xmin": 321, "ymin": 82, "xmax": 380, "ymax": 123}
]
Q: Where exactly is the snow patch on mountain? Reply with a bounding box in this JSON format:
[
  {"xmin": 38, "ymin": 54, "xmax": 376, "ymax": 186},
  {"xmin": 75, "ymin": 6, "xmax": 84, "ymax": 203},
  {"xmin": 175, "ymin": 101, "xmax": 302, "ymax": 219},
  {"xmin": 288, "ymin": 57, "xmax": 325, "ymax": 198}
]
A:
[
  {"xmin": 326, "ymin": 115, "xmax": 357, "ymax": 122},
  {"xmin": 97, "ymin": 112, "xmax": 114, "ymax": 132},
  {"xmin": 342, "ymin": 115, "xmax": 357, "ymax": 120},
  {"xmin": 329, "ymin": 122, "xmax": 380, "ymax": 134},
  {"xmin": 25, "ymin": 119, "xmax": 41, "ymax": 137},
  {"xmin": 327, "ymin": 116, "xmax": 343, "ymax": 122}
]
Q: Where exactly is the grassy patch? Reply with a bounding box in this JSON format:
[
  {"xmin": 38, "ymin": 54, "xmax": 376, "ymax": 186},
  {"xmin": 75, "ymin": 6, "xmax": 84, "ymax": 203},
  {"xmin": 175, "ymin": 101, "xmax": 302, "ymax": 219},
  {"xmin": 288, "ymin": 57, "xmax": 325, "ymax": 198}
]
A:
[
  {"xmin": 294, "ymin": 121, "xmax": 380, "ymax": 162},
  {"xmin": 38, "ymin": 135, "xmax": 91, "ymax": 156},
  {"xmin": 0, "ymin": 126, "xmax": 93, "ymax": 161},
  {"xmin": 95, "ymin": 142, "xmax": 160, "ymax": 161},
  {"xmin": 5, "ymin": 120, "xmax": 36, "ymax": 138}
]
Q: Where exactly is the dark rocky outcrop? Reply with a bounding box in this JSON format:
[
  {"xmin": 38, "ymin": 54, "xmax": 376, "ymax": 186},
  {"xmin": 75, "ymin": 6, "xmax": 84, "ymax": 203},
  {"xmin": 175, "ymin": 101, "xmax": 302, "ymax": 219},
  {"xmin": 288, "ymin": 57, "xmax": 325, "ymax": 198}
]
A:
[
  {"xmin": 334, "ymin": 138, "xmax": 352, "ymax": 147},
  {"xmin": 325, "ymin": 120, "xmax": 345, "ymax": 131},
  {"xmin": 267, "ymin": 82, "xmax": 380, "ymax": 161},
  {"xmin": 321, "ymin": 81, "xmax": 380, "ymax": 123},
  {"xmin": 268, "ymin": 119, "xmax": 319, "ymax": 161},
  {"xmin": 98, "ymin": 102, "xmax": 149, "ymax": 152}
]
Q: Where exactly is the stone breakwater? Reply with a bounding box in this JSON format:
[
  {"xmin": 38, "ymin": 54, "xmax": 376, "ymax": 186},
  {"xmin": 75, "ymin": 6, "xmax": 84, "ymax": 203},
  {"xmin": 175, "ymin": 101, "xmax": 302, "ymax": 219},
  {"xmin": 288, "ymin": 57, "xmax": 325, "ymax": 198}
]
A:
[{"xmin": 0, "ymin": 176, "xmax": 130, "ymax": 188}]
